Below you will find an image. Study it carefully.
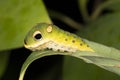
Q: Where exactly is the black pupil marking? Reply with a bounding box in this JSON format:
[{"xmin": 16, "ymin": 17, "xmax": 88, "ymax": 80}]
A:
[{"xmin": 34, "ymin": 33, "xmax": 42, "ymax": 40}]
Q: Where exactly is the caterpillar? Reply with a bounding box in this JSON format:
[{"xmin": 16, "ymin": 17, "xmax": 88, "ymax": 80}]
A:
[{"xmin": 24, "ymin": 23, "xmax": 94, "ymax": 52}]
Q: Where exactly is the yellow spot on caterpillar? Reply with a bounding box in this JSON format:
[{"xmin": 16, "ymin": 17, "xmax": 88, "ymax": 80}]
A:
[{"xmin": 47, "ymin": 26, "xmax": 52, "ymax": 32}]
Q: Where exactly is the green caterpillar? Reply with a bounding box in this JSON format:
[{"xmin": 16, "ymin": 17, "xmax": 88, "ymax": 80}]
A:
[{"xmin": 24, "ymin": 23, "xmax": 94, "ymax": 52}]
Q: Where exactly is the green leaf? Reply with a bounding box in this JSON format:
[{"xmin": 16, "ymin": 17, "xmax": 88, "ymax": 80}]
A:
[
  {"xmin": 64, "ymin": 11, "xmax": 120, "ymax": 80},
  {"xmin": 0, "ymin": 51, "xmax": 10, "ymax": 79},
  {"xmin": 0, "ymin": 0, "xmax": 51, "ymax": 51},
  {"xmin": 63, "ymin": 56, "xmax": 120, "ymax": 80},
  {"xmin": 19, "ymin": 50, "xmax": 60, "ymax": 80},
  {"xmin": 19, "ymin": 39, "xmax": 120, "ymax": 80}
]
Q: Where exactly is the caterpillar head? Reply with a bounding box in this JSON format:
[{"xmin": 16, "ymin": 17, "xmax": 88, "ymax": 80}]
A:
[{"xmin": 24, "ymin": 23, "xmax": 55, "ymax": 51}]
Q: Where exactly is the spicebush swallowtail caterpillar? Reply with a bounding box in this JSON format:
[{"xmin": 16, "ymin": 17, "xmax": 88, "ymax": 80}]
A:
[{"xmin": 24, "ymin": 23, "xmax": 94, "ymax": 52}]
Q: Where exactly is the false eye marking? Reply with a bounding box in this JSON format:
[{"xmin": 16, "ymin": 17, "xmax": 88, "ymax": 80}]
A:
[
  {"xmin": 47, "ymin": 26, "xmax": 52, "ymax": 32},
  {"xmin": 33, "ymin": 31, "xmax": 42, "ymax": 40}
]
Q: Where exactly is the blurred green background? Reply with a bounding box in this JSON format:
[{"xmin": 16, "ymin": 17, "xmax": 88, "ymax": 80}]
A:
[{"xmin": 1, "ymin": 0, "xmax": 120, "ymax": 80}]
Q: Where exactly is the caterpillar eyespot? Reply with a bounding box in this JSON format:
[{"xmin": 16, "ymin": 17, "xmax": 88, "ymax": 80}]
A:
[
  {"xmin": 24, "ymin": 23, "xmax": 94, "ymax": 52},
  {"xmin": 33, "ymin": 31, "xmax": 42, "ymax": 40}
]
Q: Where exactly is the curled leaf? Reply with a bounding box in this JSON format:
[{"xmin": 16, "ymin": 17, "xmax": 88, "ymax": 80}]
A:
[{"xmin": 19, "ymin": 39, "xmax": 120, "ymax": 80}]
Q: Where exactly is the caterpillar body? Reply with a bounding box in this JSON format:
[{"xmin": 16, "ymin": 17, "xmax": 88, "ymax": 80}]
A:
[{"xmin": 24, "ymin": 23, "xmax": 94, "ymax": 52}]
